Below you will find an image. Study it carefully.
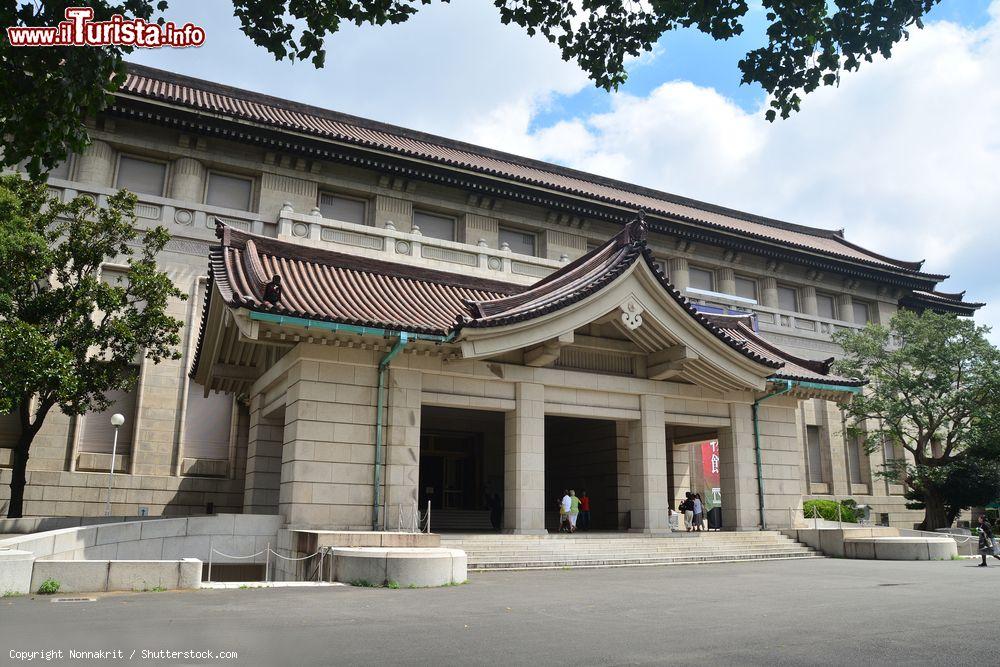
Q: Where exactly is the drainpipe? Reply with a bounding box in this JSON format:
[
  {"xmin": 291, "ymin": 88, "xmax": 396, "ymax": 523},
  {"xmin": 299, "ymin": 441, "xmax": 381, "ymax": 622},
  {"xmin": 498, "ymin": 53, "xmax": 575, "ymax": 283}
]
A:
[
  {"xmin": 372, "ymin": 333, "xmax": 410, "ymax": 530},
  {"xmin": 751, "ymin": 379, "xmax": 793, "ymax": 530}
]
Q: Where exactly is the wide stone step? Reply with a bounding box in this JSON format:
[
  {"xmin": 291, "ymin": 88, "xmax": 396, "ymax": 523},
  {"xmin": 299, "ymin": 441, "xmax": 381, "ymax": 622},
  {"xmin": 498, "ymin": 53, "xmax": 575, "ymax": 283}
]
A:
[
  {"xmin": 463, "ymin": 548, "xmax": 816, "ymax": 562},
  {"xmin": 469, "ymin": 552, "xmax": 821, "ymax": 571}
]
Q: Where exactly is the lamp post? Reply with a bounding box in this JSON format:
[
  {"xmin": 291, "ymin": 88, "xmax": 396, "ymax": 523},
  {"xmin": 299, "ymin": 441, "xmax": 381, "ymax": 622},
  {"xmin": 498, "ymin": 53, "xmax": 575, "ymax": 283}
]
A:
[{"xmin": 105, "ymin": 413, "xmax": 125, "ymax": 517}]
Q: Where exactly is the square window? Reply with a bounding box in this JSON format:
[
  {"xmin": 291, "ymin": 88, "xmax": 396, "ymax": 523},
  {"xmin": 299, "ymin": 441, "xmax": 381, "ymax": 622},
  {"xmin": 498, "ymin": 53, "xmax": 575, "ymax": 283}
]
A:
[
  {"xmin": 319, "ymin": 193, "xmax": 366, "ymax": 224},
  {"xmin": 816, "ymin": 293, "xmax": 836, "ymax": 319},
  {"xmin": 806, "ymin": 425, "xmax": 825, "ymax": 483},
  {"xmin": 48, "ymin": 156, "xmax": 72, "ymax": 181},
  {"xmin": 116, "ymin": 156, "xmax": 166, "ymax": 196},
  {"xmin": 499, "ymin": 227, "xmax": 536, "ymax": 256},
  {"xmin": 777, "ymin": 285, "xmax": 799, "ymax": 312},
  {"xmin": 733, "ymin": 276, "xmax": 757, "ymax": 301},
  {"xmin": 689, "ymin": 267, "xmax": 715, "ymax": 291},
  {"xmin": 413, "ymin": 211, "xmax": 455, "ymax": 241},
  {"xmin": 852, "ymin": 301, "xmax": 871, "ymax": 325},
  {"xmin": 206, "ymin": 172, "xmax": 253, "ymax": 211},
  {"xmin": 80, "ymin": 386, "xmax": 137, "ymax": 454}
]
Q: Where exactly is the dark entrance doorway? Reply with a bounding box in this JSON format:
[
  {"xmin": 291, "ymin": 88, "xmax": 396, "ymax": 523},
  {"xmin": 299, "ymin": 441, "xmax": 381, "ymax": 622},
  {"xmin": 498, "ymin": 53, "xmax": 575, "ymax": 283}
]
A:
[
  {"xmin": 419, "ymin": 406, "xmax": 504, "ymax": 532},
  {"xmin": 544, "ymin": 416, "xmax": 624, "ymax": 532}
]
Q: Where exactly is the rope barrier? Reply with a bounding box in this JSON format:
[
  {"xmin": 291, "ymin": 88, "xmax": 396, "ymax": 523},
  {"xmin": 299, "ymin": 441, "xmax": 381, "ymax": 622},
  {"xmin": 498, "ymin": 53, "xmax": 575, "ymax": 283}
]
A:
[
  {"xmin": 268, "ymin": 549, "xmax": 323, "ymax": 562},
  {"xmin": 210, "ymin": 548, "xmax": 266, "ymax": 560}
]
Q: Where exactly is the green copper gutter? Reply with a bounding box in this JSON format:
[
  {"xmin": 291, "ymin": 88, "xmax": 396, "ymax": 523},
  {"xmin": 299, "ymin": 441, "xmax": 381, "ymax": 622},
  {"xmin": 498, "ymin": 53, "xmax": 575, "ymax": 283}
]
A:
[
  {"xmin": 247, "ymin": 311, "xmax": 456, "ymax": 530},
  {"xmin": 751, "ymin": 378, "xmax": 862, "ymax": 529}
]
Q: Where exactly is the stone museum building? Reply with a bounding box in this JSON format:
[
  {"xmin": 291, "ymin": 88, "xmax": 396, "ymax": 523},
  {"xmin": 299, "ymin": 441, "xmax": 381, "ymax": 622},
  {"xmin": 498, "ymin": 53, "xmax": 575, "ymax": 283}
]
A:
[{"xmin": 0, "ymin": 64, "xmax": 983, "ymax": 531}]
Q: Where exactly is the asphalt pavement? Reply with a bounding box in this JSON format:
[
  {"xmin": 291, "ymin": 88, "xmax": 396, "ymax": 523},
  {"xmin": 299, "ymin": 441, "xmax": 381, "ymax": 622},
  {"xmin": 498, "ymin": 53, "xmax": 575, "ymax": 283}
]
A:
[{"xmin": 2, "ymin": 558, "xmax": 997, "ymax": 665}]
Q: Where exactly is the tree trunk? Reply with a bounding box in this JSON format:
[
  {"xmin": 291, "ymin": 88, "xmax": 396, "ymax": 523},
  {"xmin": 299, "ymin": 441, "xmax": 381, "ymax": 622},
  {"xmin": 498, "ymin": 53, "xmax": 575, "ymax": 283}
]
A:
[
  {"xmin": 919, "ymin": 488, "xmax": 950, "ymax": 531},
  {"xmin": 6, "ymin": 441, "xmax": 29, "ymax": 519}
]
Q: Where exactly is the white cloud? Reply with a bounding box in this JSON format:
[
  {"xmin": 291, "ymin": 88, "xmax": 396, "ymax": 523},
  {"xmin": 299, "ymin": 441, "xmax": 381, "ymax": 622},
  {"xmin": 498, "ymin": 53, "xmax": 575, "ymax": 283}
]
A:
[{"xmin": 463, "ymin": 3, "xmax": 1000, "ymax": 339}]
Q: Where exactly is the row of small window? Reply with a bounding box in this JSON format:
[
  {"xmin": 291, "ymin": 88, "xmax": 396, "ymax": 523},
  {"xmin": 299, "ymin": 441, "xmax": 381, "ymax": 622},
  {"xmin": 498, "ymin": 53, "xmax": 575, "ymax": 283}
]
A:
[
  {"xmin": 805, "ymin": 424, "xmax": 904, "ymax": 486},
  {"xmin": 0, "ymin": 387, "xmax": 235, "ymax": 463},
  {"xmin": 686, "ymin": 265, "xmax": 871, "ymax": 324},
  {"xmin": 109, "ymin": 157, "xmax": 540, "ymax": 256}
]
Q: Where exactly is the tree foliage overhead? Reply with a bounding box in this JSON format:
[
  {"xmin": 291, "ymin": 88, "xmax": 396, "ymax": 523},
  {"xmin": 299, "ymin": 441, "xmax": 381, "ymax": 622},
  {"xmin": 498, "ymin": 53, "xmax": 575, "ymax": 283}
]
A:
[
  {"xmin": 0, "ymin": 174, "xmax": 184, "ymax": 517},
  {"xmin": 1, "ymin": 0, "xmax": 944, "ymax": 177},
  {"xmin": 833, "ymin": 310, "xmax": 1000, "ymax": 529}
]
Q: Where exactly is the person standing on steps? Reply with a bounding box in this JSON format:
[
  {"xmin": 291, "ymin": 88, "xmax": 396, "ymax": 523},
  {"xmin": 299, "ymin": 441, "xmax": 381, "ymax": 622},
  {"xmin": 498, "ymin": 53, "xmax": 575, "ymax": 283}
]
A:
[
  {"xmin": 568, "ymin": 489, "xmax": 581, "ymax": 533},
  {"xmin": 978, "ymin": 515, "xmax": 1000, "ymax": 566},
  {"xmin": 579, "ymin": 491, "xmax": 591, "ymax": 531},
  {"xmin": 680, "ymin": 492, "xmax": 695, "ymax": 532},
  {"xmin": 560, "ymin": 490, "xmax": 571, "ymax": 533},
  {"xmin": 692, "ymin": 493, "xmax": 704, "ymax": 532}
]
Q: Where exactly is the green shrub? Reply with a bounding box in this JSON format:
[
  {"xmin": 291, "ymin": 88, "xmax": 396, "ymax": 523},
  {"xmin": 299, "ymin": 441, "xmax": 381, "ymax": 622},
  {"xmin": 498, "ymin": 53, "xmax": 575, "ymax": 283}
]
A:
[
  {"xmin": 386, "ymin": 580, "xmax": 400, "ymax": 590},
  {"xmin": 803, "ymin": 499, "xmax": 859, "ymax": 523},
  {"xmin": 37, "ymin": 579, "xmax": 60, "ymax": 595}
]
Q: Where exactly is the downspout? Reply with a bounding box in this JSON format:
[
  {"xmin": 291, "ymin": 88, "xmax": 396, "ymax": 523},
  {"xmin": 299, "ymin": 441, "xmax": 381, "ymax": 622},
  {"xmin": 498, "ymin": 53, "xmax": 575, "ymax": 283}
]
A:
[
  {"xmin": 751, "ymin": 379, "xmax": 793, "ymax": 530},
  {"xmin": 373, "ymin": 333, "xmax": 410, "ymax": 531}
]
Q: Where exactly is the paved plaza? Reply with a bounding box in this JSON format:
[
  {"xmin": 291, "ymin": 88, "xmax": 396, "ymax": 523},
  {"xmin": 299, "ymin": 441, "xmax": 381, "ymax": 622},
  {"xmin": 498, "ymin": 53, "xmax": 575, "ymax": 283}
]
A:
[{"xmin": 3, "ymin": 558, "xmax": 997, "ymax": 665}]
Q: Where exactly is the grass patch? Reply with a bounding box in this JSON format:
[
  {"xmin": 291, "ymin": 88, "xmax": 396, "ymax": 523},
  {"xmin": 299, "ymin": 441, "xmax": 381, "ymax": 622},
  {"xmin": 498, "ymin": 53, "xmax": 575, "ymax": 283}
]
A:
[
  {"xmin": 3, "ymin": 591, "xmax": 24, "ymax": 598},
  {"xmin": 37, "ymin": 579, "xmax": 60, "ymax": 595},
  {"xmin": 386, "ymin": 580, "xmax": 400, "ymax": 590},
  {"xmin": 350, "ymin": 579, "xmax": 378, "ymax": 588},
  {"xmin": 148, "ymin": 586, "xmax": 167, "ymax": 592}
]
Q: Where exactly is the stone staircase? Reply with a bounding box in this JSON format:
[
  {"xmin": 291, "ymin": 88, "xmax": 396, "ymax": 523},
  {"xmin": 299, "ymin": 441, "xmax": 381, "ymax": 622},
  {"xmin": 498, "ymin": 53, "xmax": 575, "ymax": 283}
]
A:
[{"xmin": 440, "ymin": 531, "xmax": 821, "ymax": 571}]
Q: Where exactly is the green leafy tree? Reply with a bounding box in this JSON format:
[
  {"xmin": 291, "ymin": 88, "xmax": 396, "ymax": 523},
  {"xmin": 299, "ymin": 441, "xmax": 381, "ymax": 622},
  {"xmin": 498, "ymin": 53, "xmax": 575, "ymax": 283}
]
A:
[
  {"xmin": 0, "ymin": 175, "xmax": 184, "ymax": 518},
  {"xmin": 834, "ymin": 311, "xmax": 1000, "ymax": 530},
  {"xmin": 2, "ymin": 0, "xmax": 946, "ymax": 177}
]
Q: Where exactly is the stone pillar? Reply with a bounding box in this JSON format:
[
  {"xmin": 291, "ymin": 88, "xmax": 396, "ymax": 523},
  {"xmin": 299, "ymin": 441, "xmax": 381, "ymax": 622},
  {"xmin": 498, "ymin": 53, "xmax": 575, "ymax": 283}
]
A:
[
  {"xmin": 260, "ymin": 172, "xmax": 318, "ymax": 221},
  {"xmin": 717, "ymin": 267, "xmax": 736, "ymax": 297},
  {"xmin": 628, "ymin": 395, "xmax": 669, "ymax": 533},
  {"xmin": 836, "ymin": 294, "xmax": 853, "ymax": 322},
  {"xmin": 800, "ymin": 285, "xmax": 818, "ymax": 316},
  {"xmin": 169, "ymin": 157, "xmax": 205, "ymax": 202},
  {"xmin": 75, "ymin": 139, "xmax": 115, "ymax": 187},
  {"xmin": 384, "ymin": 368, "xmax": 422, "ymax": 513},
  {"xmin": 278, "ymin": 350, "xmax": 379, "ymax": 529},
  {"xmin": 717, "ymin": 403, "xmax": 759, "ymax": 530},
  {"xmin": 667, "ymin": 258, "xmax": 689, "ymax": 293},
  {"xmin": 760, "ymin": 276, "xmax": 779, "ymax": 309},
  {"xmin": 243, "ymin": 394, "xmax": 283, "ymax": 514},
  {"xmin": 375, "ymin": 195, "xmax": 413, "ymax": 232},
  {"xmin": 503, "ymin": 383, "xmax": 546, "ymax": 534}
]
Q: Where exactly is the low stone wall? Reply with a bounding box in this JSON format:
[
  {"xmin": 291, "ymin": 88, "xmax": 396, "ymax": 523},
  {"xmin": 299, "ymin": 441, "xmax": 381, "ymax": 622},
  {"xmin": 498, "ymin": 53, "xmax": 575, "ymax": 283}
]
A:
[
  {"xmin": 327, "ymin": 548, "xmax": 467, "ymax": 587},
  {"xmin": 843, "ymin": 537, "xmax": 957, "ymax": 561},
  {"xmin": 0, "ymin": 514, "xmax": 281, "ymax": 565},
  {"xmin": 29, "ymin": 559, "xmax": 202, "ymax": 593}
]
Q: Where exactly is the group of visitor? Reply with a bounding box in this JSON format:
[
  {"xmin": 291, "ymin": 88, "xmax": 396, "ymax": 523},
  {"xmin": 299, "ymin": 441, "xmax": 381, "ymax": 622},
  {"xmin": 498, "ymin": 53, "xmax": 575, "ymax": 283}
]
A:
[
  {"xmin": 678, "ymin": 491, "xmax": 705, "ymax": 532},
  {"xmin": 558, "ymin": 489, "xmax": 591, "ymax": 533}
]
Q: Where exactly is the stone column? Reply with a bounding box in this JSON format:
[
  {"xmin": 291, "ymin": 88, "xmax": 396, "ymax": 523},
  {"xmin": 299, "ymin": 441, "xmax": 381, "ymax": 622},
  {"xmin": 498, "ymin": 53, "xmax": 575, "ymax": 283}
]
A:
[
  {"xmin": 75, "ymin": 139, "xmax": 115, "ymax": 187},
  {"xmin": 836, "ymin": 294, "xmax": 853, "ymax": 322},
  {"xmin": 278, "ymin": 350, "xmax": 379, "ymax": 529},
  {"xmin": 717, "ymin": 267, "xmax": 736, "ymax": 297},
  {"xmin": 243, "ymin": 394, "xmax": 283, "ymax": 514},
  {"xmin": 667, "ymin": 258, "xmax": 690, "ymax": 292},
  {"xmin": 384, "ymin": 368, "xmax": 422, "ymax": 515},
  {"xmin": 760, "ymin": 276, "xmax": 779, "ymax": 309},
  {"xmin": 628, "ymin": 394, "xmax": 669, "ymax": 533},
  {"xmin": 800, "ymin": 285, "xmax": 818, "ymax": 316},
  {"xmin": 503, "ymin": 383, "xmax": 546, "ymax": 534},
  {"xmin": 169, "ymin": 157, "xmax": 205, "ymax": 202},
  {"xmin": 717, "ymin": 403, "xmax": 759, "ymax": 530}
]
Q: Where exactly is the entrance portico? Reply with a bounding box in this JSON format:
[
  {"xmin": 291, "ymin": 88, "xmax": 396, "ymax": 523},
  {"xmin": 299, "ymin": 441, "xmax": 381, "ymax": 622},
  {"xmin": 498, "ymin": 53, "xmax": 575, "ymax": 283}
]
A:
[{"xmin": 191, "ymin": 217, "xmax": 863, "ymax": 534}]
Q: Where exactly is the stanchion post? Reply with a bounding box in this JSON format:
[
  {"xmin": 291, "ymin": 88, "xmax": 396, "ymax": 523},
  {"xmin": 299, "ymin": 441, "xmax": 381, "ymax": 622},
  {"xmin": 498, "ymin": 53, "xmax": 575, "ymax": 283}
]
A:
[
  {"xmin": 813, "ymin": 505, "xmax": 818, "ymax": 530},
  {"xmin": 837, "ymin": 502, "xmax": 842, "ymax": 529},
  {"xmin": 265, "ymin": 542, "xmax": 271, "ymax": 582}
]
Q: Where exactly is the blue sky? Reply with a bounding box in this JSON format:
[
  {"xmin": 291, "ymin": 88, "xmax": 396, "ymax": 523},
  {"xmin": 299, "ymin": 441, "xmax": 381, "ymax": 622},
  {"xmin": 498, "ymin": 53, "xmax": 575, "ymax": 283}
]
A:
[{"xmin": 133, "ymin": 1, "xmax": 1000, "ymax": 340}]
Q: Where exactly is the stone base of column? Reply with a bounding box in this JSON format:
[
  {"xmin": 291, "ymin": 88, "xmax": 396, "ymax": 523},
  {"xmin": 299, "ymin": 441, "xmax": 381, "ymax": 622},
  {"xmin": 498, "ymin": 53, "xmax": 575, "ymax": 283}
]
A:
[
  {"xmin": 628, "ymin": 528, "xmax": 672, "ymax": 535},
  {"xmin": 502, "ymin": 528, "xmax": 549, "ymax": 535}
]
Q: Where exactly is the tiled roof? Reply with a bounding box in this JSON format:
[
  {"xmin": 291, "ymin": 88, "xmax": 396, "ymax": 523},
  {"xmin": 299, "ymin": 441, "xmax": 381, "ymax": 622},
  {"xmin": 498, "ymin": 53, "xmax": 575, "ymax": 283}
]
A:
[
  {"xmin": 209, "ymin": 226, "xmax": 514, "ymax": 336},
  {"xmin": 702, "ymin": 314, "xmax": 864, "ymax": 387},
  {"xmin": 899, "ymin": 289, "xmax": 985, "ymax": 316},
  {"xmin": 196, "ymin": 219, "xmax": 861, "ymax": 390},
  {"xmin": 119, "ymin": 63, "xmax": 938, "ymax": 278}
]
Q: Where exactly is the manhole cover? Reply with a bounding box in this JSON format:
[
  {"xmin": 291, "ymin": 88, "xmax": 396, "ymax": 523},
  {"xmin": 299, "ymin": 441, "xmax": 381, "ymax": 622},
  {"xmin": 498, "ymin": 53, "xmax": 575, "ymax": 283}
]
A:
[
  {"xmin": 877, "ymin": 583, "xmax": 911, "ymax": 587},
  {"xmin": 52, "ymin": 597, "xmax": 96, "ymax": 602}
]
